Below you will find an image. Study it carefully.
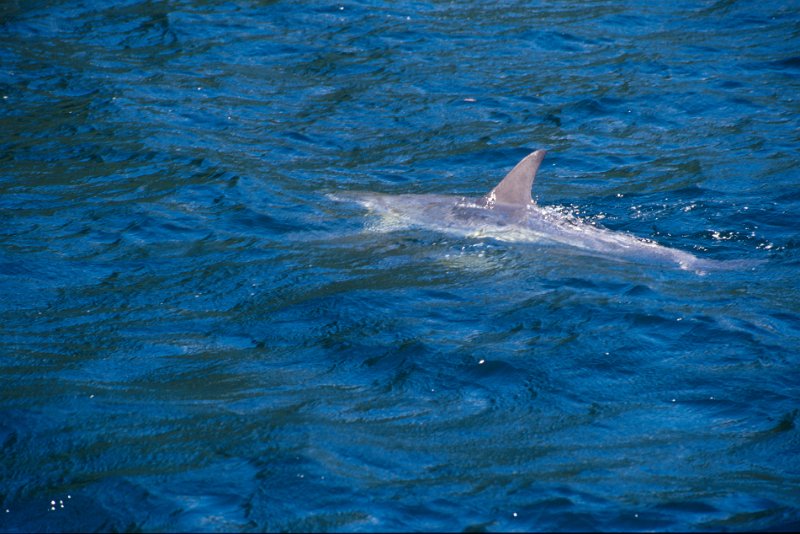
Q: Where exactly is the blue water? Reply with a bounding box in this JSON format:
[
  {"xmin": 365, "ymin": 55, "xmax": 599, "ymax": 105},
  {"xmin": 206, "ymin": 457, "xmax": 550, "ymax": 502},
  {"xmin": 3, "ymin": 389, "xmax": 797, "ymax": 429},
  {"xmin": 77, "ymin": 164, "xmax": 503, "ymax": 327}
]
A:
[{"xmin": 1, "ymin": 0, "xmax": 799, "ymax": 531}]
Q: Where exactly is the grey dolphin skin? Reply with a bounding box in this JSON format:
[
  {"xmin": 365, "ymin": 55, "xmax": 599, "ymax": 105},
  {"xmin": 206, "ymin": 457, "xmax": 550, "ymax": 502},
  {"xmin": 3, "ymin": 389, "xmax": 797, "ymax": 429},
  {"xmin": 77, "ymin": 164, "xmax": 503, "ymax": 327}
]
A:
[{"xmin": 339, "ymin": 149, "xmax": 756, "ymax": 273}]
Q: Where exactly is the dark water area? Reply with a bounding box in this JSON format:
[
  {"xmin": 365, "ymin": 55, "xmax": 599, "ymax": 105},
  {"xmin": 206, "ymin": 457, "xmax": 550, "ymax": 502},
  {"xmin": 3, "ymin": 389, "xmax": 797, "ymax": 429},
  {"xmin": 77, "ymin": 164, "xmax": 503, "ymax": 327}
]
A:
[{"xmin": 1, "ymin": 0, "xmax": 799, "ymax": 531}]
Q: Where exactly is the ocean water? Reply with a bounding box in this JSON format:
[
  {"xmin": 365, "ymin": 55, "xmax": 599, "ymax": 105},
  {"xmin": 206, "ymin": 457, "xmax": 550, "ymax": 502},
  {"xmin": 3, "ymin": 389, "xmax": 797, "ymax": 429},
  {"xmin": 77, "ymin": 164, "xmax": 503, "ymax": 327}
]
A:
[{"xmin": 1, "ymin": 0, "xmax": 799, "ymax": 531}]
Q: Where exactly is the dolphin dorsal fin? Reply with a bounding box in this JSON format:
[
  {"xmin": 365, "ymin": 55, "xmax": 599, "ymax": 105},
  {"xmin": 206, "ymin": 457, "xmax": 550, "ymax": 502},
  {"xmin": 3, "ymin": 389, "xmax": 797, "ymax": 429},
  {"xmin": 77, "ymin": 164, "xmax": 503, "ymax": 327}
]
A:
[{"xmin": 485, "ymin": 149, "xmax": 546, "ymax": 207}]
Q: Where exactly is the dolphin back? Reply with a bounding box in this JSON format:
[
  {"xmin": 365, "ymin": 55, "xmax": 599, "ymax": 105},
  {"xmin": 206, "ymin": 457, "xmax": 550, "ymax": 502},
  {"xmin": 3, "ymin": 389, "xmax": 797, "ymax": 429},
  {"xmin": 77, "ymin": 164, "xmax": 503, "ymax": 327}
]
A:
[{"xmin": 485, "ymin": 149, "xmax": 546, "ymax": 207}]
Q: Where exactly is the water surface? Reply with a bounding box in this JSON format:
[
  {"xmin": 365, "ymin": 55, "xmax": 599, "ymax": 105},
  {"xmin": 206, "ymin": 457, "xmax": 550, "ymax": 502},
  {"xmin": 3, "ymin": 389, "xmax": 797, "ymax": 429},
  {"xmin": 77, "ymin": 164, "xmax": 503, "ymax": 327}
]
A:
[{"xmin": 1, "ymin": 0, "xmax": 799, "ymax": 531}]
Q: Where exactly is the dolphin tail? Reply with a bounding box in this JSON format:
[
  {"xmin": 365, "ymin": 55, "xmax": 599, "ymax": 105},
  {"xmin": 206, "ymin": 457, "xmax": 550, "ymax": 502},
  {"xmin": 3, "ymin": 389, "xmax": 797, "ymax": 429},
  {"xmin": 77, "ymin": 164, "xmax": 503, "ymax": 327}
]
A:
[
  {"xmin": 485, "ymin": 149, "xmax": 547, "ymax": 207},
  {"xmin": 685, "ymin": 256, "xmax": 766, "ymax": 274}
]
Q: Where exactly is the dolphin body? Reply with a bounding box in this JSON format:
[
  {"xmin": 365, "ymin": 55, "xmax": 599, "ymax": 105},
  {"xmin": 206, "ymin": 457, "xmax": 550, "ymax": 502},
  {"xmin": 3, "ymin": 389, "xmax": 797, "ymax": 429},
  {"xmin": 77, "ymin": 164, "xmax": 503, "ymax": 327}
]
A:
[{"xmin": 340, "ymin": 150, "xmax": 749, "ymax": 273}]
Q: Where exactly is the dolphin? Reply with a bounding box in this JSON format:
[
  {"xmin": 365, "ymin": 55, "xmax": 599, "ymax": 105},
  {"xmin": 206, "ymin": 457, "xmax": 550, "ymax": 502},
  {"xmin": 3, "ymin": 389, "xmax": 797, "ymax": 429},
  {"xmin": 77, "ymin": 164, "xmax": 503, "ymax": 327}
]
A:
[{"xmin": 337, "ymin": 149, "xmax": 755, "ymax": 273}]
